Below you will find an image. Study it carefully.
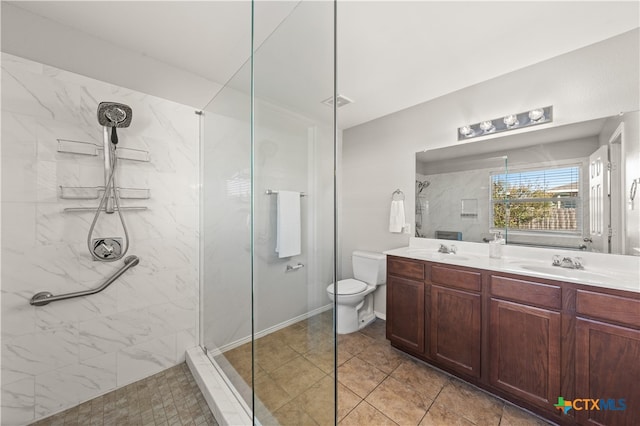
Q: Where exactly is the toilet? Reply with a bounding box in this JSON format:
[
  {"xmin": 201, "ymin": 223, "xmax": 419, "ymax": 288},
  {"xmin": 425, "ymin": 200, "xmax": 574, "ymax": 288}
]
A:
[{"xmin": 327, "ymin": 251, "xmax": 386, "ymax": 334}]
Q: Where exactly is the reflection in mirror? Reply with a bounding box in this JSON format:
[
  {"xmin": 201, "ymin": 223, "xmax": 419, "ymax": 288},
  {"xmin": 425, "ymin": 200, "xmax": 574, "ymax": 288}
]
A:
[{"xmin": 416, "ymin": 111, "xmax": 640, "ymax": 256}]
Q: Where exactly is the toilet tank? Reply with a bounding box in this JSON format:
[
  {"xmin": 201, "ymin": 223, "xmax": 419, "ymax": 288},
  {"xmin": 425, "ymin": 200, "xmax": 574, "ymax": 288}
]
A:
[{"xmin": 352, "ymin": 251, "xmax": 387, "ymax": 286}]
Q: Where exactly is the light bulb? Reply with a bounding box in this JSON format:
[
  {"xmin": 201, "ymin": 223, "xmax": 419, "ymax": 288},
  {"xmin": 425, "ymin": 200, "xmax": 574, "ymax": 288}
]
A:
[
  {"xmin": 528, "ymin": 108, "xmax": 545, "ymax": 122},
  {"xmin": 459, "ymin": 125, "xmax": 474, "ymax": 137},
  {"xmin": 479, "ymin": 120, "xmax": 495, "ymax": 133},
  {"xmin": 503, "ymin": 114, "xmax": 519, "ymax": 128}
]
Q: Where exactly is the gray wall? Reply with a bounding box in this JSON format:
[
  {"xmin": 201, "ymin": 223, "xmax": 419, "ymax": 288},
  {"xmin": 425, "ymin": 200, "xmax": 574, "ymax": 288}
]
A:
[{"xmin": 341, "ymin": 30, "xmax": 640, "ymax": 316}]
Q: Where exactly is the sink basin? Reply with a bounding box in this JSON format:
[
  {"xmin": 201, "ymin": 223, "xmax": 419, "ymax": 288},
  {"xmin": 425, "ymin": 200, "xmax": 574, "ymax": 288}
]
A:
[
  {"xmin": 512, "ymin": 263, "xmax": 611, "ymax": 282},
  {"xmin": 429, "ymin": 254, "xmax": 472, "ymax": 261}
]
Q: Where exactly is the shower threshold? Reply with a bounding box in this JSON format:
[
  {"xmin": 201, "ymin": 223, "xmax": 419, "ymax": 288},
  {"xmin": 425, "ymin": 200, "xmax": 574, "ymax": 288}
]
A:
[{"xmin": 186, "ymin": 347, "xmax": 253, "ymax": 425}]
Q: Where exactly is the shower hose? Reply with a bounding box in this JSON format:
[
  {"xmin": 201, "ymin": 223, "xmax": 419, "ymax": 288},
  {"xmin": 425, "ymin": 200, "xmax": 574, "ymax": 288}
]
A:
[{"xmin": 87, "ymin": 143, "xmax": 130, "ymax": 262}]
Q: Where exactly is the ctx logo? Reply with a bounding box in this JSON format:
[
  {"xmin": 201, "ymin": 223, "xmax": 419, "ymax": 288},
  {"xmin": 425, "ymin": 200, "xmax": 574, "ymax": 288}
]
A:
[{"xmin": 554, "ymin": 397, "xmax": 627, "ymax": 414}]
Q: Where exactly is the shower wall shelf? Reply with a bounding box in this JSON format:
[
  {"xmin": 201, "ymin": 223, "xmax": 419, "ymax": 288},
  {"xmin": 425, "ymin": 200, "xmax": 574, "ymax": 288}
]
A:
[
  {"xmin": 57, "ymin": 139, "xmax": 150, "ymax": 162},
  {"xmin": 59, "ymin": 186, "xmax": 150, "ymax": 200}
]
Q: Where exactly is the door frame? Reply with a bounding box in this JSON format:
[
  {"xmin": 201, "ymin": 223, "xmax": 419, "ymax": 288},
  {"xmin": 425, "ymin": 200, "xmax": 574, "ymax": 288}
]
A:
[{"xmin": 608, "ymin": 122, "xmax": 625, "ymax": 254}]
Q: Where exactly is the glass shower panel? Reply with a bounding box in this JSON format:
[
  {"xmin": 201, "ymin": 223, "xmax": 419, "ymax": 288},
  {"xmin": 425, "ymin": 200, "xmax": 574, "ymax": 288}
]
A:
[
  {"xmin": 200, "ymin": 45, "xmax": 254, "ymax": 410},
  {"xmin": 252, "ymin": 1, "xmax": 336, "ymax": 424}
]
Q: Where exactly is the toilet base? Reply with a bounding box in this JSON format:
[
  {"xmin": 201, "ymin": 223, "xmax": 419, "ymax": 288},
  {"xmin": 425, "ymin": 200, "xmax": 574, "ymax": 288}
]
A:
[
  {"xmin": 335, "ymin": 293, "xmax": 376, "ymax": 334},
  {"xmin": 335, "ymin": 303, "xmax": 360, "ymax": 334},
  {"xmin": 357, "ymin": 312, "xmax": 376, "ymax": 331}
]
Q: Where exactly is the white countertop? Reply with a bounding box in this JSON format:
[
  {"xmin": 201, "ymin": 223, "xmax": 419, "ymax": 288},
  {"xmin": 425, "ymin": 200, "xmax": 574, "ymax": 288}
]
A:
[{"xmin": 384, "ymin": 238, "xmax": 640, "ymax": 293}]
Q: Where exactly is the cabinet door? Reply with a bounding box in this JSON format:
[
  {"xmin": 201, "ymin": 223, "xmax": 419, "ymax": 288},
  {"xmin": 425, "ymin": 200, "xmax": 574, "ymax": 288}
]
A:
[
  {"xmin": 576, "ymin": 318, "xmax": 640, "ymax": 426},
  {"xmin": 430, "ymin": 285, "xmax": 481, "ymax": 378},
  {"xmin": 489, "ymin": 299, "xmax": 561, "ymax": 411},
  {"xmin": 387, "ymin": 276, "xmax": 425, "ymax": 353}
]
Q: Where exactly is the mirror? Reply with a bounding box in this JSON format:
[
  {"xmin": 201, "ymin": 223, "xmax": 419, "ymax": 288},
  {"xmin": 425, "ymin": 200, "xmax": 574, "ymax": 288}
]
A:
[{"xmin": 415, "ymin": 110, "xmax": 640, "ymax": 256}]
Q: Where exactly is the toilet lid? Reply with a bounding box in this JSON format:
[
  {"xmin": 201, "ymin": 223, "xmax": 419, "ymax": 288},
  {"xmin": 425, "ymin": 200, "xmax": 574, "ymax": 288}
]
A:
[{"xmin": 328, "ymin": 279, "xmax": 368, "ymax": 295}]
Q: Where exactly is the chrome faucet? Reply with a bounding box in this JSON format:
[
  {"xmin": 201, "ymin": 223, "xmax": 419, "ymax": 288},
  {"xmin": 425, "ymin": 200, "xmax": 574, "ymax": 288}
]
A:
[
  {"xmin": 578, "ymin": 237, "xmax": 592, "ymax": 251},
  {"xmin": 438, "ymin": 244, "xmax": 457, "ymax": 254},
  {"xmin": 552, "ymin": 255, "xmax": 584, "ymax": 270}
]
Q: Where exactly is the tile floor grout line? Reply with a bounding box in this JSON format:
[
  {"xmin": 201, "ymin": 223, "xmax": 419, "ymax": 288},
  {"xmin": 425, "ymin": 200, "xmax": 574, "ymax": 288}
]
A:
[
  {"xmin": 340, "ymin": 399, "xmax": 399, "ymax": 426},
  {"xmin": 416, "ymin": 387, "xmax": 440, "ymax": 425},
  {"xmin": 360, "ymin": 363, "xmax": 391, "ymax": 401},
  {"xmin": 418, "ymin": 382, "xmax": 447, "ymax": 425},
  {"xmin": 367, "ymin": 361, "xmax": 435, "ymax": 426},
  {"xmin": 336, "ymin": 393, "xmax": 360, "ymax": 423}
]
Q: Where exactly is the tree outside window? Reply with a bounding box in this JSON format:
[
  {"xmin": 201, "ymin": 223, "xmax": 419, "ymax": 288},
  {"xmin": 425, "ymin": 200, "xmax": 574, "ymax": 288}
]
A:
[{"xmin": 491, "ymin": 166, "xmax": 581, "ymax": 233}]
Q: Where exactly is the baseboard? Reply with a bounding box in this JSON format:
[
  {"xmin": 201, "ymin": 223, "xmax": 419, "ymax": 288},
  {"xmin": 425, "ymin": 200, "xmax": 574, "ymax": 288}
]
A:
[
  {"xmin": 374, "ymin": 311, "xmax": 386, "ymax": 321},
  {"xmin": 207, "ymin": 304, "xmax": 333, "ymax": 356}
]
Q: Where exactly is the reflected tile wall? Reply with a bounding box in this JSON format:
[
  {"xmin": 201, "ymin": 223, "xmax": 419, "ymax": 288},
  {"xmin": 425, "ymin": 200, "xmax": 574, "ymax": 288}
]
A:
[
  {"xmin": 418, "ymin": 169, "xmax": 491, "ymax": 242},
  {"xmin": 1, "ymin": 53, "xmax": 199, "ymax": 425}
]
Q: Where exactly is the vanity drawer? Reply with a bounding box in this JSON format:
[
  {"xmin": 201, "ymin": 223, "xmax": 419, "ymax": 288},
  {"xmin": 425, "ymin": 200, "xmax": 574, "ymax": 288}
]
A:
[
  {"xmin": 490, "ymin": 275, "xmax": 561, "ymax": 310},
  {"xmin": 576, "ymin": 290, "xmax": 640, "ymax": 328},
  {"xmin": 388, "ymin": 257, "xmax": 425, "ymax": 281},
  {"xmin": 431, "ymin": 265, "xmax": 481, "ymax": 292}
]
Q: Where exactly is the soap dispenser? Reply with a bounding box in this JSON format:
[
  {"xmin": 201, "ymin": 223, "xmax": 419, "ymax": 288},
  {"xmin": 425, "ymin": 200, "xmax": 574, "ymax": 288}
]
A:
[{"xmin": 489, "ymin": 232, "xmax": 504, "ymax": 259}]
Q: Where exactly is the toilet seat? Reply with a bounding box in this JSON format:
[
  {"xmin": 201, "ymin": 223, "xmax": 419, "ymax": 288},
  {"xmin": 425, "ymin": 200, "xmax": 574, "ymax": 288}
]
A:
[{"xmin": 327, "ymin": 279, "xmax": 368, "ymax": 295}]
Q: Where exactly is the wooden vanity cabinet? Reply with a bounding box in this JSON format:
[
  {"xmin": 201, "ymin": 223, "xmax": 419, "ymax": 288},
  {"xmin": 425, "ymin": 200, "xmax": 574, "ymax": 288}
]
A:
[
  {"xmin": 488, "ymin": 275, "xmax": 562, "ymax": 412},
  {"xmin": 430, "ymin": 265, "xmax": 482, "ymax": 379},
  {"xmin": 386, "ymin": 257, "xmax": 426, "ymax": 354},
  {"xmin": 574, "ymin": 290, "xmax": 640, "ymax": 426},
  {"xmin": 386, "ymin": 254, "xmax": 640, "ymax": 426}
]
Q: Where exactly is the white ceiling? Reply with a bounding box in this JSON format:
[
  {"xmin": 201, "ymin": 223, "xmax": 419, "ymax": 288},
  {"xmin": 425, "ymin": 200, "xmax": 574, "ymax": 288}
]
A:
[
  {"xmin": 5, "ymin": 1, "xmax": 298, "ymax": 85},
  {"xmin": 3, "ymin": 1, "xmax": 639, "ymax": 129},
  {"xmin": 337, "ymin": 1, "xmax": 639, "ymax": 128}
]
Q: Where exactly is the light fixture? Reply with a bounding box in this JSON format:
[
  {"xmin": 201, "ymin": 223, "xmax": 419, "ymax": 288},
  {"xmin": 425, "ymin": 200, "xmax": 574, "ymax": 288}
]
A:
[
  {"xmin": 459, "ymin": 125, "xmax": 475, "ymax": 137},
  {"xmin": 503, "ymin": 114, "xmax": 519, "ymax": 128},
  {"xmin": 457, "ymin": 106, "xmax": 553, "ymax": 141},
  {"xmin": 479, "ymin": 120, "xmax": 495, "ymax": 133},
  {"xmin": 321, "ymin": 94, "xmax": 354, "ymax": 108},
  {"xmin": 528, "ymin": 108, "xmax": 545, "ymax": 122}
]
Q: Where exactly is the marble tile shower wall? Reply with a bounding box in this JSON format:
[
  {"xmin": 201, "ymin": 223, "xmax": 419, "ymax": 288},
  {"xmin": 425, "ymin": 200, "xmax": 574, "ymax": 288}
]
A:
[{"xmin": 1, "ymin": 53, "xmax": 199, "ymax": 425}]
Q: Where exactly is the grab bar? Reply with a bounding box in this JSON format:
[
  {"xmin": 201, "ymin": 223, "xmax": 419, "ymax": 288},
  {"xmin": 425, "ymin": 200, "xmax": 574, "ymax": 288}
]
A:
[{"xmin": 30, "ymin": 255, "xmax": 139, "ymax": 306}]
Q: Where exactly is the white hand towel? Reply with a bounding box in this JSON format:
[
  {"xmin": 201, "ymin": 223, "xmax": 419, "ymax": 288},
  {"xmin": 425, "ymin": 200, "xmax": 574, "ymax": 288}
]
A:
[
  {"xmin": 276, "ymin": 191, "xmax": 301, "ymax": 258},
  {"xmin": 389, "ymin": 199, "xmax": 406, "ymax": 233}
]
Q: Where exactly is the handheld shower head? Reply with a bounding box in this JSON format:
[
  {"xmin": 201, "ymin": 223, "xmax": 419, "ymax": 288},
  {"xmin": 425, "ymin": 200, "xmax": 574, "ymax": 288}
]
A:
[
  {"xmin": 105, "ymin": 107, "xmax": 126, "ymax": 124},
  {"xmin": 417, "ymin": 180, "xmax": 430, "ymax": 195},
  {"xmin": 97, "ymin": 102, "xmax": 132, "ymax": 145},
  {"xmin": 97, "ymin": 102, "xmax": 132, "ymax": 127}
]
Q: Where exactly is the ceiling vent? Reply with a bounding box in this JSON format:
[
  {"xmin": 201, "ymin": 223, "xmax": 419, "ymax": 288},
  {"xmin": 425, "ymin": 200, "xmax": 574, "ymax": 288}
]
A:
[{"xmin": 321, "ymin": 94, "xmax": 354, "ymax": 108}]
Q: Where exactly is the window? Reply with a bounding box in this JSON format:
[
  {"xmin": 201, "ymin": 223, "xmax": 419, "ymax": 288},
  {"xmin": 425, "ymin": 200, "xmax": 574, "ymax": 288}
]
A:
[{"xmin": 491, "ymin": 165, "xmax": 581, "ymax": 234}]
